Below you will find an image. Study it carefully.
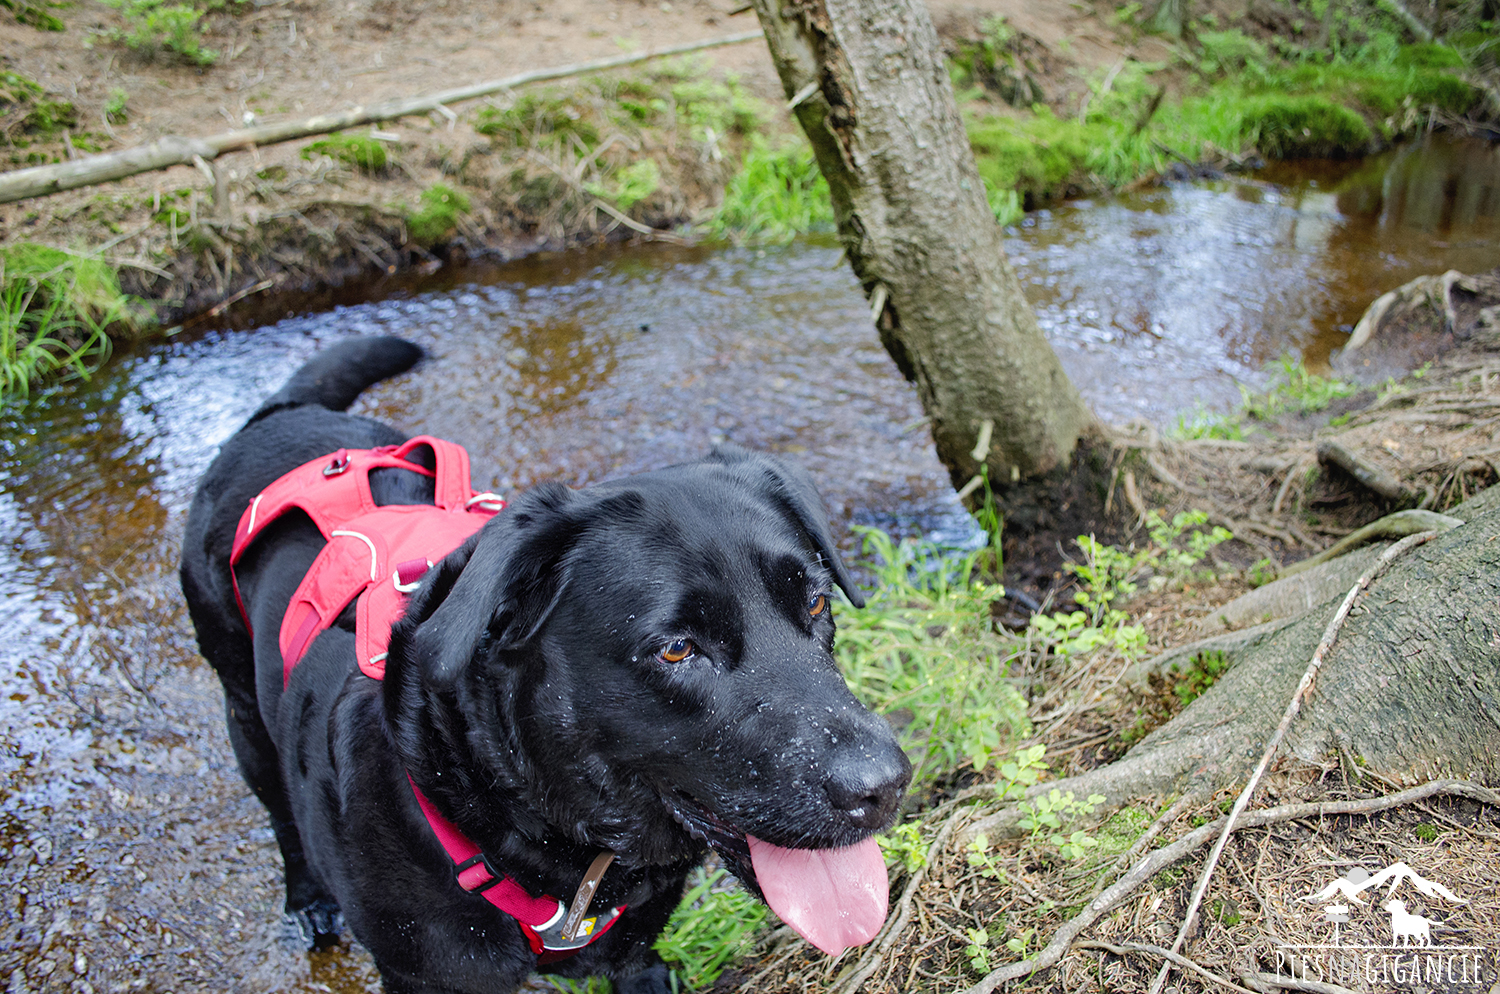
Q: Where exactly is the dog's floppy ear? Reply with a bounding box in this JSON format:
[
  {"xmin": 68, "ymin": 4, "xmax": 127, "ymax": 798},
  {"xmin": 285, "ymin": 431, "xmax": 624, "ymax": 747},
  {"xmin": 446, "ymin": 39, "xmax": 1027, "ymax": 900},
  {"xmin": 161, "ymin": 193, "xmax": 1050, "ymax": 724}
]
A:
[
  {"xmin": 397, "ymin": 481, "xmax": 579, "ymax": 683},
  {"xmin": 708, "ymin": 443, "xmax": 865, "ymax": 609}
]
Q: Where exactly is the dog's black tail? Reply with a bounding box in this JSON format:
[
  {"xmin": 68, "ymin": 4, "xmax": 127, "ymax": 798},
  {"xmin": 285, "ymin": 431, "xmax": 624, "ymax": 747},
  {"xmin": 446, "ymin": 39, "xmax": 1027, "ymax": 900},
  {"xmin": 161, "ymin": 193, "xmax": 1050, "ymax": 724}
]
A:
[{"xmin": 248, "ymin": 337, "xmax": 424, "ymax": 425}]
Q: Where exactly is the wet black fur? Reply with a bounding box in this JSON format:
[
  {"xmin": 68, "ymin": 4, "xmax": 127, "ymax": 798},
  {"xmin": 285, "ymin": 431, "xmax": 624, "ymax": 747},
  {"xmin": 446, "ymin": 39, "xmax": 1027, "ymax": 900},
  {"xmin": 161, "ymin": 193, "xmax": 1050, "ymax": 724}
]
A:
[{"xmin": 179, "ymin": 337, "xmax": 911, "ymax": 994}]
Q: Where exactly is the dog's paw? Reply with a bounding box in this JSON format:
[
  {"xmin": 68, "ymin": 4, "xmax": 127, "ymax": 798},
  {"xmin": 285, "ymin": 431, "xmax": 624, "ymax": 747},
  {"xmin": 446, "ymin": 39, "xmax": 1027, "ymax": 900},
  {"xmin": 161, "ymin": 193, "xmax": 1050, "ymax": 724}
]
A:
[
  {"xmin": 614, "ymin": 963, "xmax": 670, "ymax": 994},
  {"xmin": 283, "ymin": 897, "xmax": 344, "ymax": 950}
]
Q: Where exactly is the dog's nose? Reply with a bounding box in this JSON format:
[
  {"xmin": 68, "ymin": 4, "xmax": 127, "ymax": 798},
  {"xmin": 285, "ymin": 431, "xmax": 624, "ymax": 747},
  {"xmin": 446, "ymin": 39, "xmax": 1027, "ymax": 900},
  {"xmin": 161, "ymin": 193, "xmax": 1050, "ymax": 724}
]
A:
[{"xmin": 823, "ymin": 741, "xmax": 911, "ymax": 831}]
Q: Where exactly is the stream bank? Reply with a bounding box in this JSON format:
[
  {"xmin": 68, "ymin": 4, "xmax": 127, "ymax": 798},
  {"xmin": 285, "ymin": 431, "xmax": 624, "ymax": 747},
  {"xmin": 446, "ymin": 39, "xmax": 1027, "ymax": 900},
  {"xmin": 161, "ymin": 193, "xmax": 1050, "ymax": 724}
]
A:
[{"xmin": 1, "ymin": 0, "xmax": 1496, "ymax": 394}]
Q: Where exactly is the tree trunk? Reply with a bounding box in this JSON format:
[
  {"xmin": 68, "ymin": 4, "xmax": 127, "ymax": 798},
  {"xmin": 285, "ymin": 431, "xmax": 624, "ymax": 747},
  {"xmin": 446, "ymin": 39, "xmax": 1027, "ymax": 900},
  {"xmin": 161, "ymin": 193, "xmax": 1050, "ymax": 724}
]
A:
[
  {"xmin": 966, "ymin": 483, "xmax": 1500, "ymax": 842},
  {"xmin": 747, "ymin": 0, "xmax": 1095, "ymax": 488}
]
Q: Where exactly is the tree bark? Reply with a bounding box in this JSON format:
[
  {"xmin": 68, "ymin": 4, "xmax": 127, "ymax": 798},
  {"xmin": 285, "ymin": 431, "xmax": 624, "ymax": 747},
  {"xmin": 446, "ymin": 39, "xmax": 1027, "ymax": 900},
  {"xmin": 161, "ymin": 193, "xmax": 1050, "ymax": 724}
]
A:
[
  {"xmin": 747, "ymin": 0, "xmax": 1095, "ymax": 486},
  {"xmin": 966, "ymin": 482, "xmax": 1500, "ymax": 841}
]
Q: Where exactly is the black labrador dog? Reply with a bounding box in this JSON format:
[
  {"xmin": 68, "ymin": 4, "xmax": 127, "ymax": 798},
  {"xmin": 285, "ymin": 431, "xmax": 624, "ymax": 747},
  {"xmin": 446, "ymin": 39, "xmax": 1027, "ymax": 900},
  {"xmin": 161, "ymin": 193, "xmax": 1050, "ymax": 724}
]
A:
[{"xmin": 179, "ymin": 337, "xmax": 911, "ymax": 993}]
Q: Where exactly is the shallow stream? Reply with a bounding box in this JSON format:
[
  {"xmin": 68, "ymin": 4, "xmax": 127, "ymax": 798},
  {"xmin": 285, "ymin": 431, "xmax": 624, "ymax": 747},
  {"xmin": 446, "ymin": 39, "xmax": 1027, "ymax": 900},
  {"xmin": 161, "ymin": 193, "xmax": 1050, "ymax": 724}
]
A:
[{"xmin": 1, "ymin": 133, "xmax": 1496, "ymax": 993}]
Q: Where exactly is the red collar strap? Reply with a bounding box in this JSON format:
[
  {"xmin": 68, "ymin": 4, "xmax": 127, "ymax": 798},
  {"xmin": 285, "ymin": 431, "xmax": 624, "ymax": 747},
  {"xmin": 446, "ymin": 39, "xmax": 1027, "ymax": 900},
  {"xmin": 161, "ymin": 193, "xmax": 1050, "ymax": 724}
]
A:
[{"xmin": 408, "ymin": 776, "xmax": 626, "ymax": 957}]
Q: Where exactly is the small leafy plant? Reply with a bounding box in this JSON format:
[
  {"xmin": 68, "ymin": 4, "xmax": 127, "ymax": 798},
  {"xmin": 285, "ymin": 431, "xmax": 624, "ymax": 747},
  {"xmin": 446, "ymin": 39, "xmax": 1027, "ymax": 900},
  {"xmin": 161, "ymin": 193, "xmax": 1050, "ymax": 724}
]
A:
[
  {"xmin": 966, "ymin": 927, "xmax": 992, "ymax": 973},
  {"xmin": 877, "ymin": 821, "xmax": 928, "ymax": 873},
  {"xmin": 1017, "ymin": 788, "xmax": 1107, "ymax": 860}
]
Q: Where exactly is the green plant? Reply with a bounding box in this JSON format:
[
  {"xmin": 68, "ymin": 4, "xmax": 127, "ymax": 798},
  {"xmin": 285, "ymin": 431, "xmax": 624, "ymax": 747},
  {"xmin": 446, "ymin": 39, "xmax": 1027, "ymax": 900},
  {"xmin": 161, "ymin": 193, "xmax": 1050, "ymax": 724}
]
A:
[
  {"xmin": 303, "ymin": 132, "xmax": 388, "ymax": 174},
  {"xmin": 707, "ymin": 138, "xmax": 833, "ymax": 241},
  {"xmin": 1242, "ymin": 356, "xmax": 1356, "ymax": 420},
  {"xmin": 475, "ymin": 91, "xmax": 600, "ymax": 149},
  {"xmin": 1018, "ymin": 788, "xmax": 1107, "ymax": 860},
  {"xmin": 994, "ymin": 743, "xmax": 1047, "ymax": 801},
  {"xmin": 584, "ymin": 158, "xmax": 660, "ymax": 211},
  {"xmin": 1004, "ymin": 925, "xmax": 1037, "ymax": 956},
  {"xmin": 837, "ymin": 527, "xmax": 1029, "ymax": 783},
  {"xmin": 1196, "ymin": 29, "xmax": 1271, "ymax": 76},
  {"xmin": 1169, "ymin": 650, "xmax": 1228, "ymax": 707},
  {"xmin": 877, "ymin": 821, "xmax": 927, "ymax": 873},
  {"xmin": 1143, "ymin": 509, "xmax": 1231, "ymax": 584},
  {"xmin": 405, "ymin": 183, "xmax": 470, "ymax": 247},
  {"xmin": 3, "ymin": 0, "xmax": 65, "ymax": 31},
  {"xmin": 104, "ymin": 88, "xmax": 129, "ymax": 124},
  {"xmin": 965, "ymin": 833, "xmax": 1009, "ymax": 882},
  {"xmin": 966, "ymin": 927, "xmax": 992, "ymax": 973},
  {"xmin": 1247, "ymin": 557, "xmax": 1276, "ymax": 588},
  {"xmin": 1, "ymin": 245, "xmax": 143, "ymax": 399},
  {"xmin": 653, "ymin": 867, "xmax": 768, "ymax": 990},
  {"xmin": 100, "ymin": 0, "xmax": 226, "ymax": 65},
  {"xmin": 1412, "ymin": 822, "xmax": 1440, "ymax": 842}
]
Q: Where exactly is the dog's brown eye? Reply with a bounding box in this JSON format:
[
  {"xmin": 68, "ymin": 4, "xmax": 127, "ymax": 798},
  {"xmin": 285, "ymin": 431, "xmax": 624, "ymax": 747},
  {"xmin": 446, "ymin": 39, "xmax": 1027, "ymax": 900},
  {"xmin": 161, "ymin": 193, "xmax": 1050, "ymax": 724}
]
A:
[
  {"xmin": 808, "ymin": 593, "xmax": 827, "ymax": 617},
  {"xmin": 658, "ymin": 638, "xmax": 695, "ymax": 663}
]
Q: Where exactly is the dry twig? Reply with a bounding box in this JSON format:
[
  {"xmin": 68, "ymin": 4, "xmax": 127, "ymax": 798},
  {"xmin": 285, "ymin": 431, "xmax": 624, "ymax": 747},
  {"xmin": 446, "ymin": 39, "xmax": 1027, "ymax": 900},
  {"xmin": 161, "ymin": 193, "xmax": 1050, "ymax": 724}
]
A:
[{"xmin": 957, "ymin": 779, "xmax": 1499, "ymax": 994}]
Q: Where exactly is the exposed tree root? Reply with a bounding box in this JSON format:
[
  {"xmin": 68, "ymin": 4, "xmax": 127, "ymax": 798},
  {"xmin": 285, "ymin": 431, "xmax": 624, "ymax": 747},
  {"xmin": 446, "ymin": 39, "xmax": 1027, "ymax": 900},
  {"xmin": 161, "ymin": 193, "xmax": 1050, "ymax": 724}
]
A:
[{"xmin": 1144, "ymin": 531, "xmax": 1437, "ymax": 994}]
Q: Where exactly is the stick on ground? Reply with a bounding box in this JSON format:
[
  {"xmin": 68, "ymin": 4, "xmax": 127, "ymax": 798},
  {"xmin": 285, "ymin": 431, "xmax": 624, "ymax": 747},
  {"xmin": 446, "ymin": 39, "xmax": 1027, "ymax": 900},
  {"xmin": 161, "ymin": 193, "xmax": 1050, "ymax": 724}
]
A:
[{"xmin": 0, "ymin": 30, "xmax": 765, "ymax": 204}]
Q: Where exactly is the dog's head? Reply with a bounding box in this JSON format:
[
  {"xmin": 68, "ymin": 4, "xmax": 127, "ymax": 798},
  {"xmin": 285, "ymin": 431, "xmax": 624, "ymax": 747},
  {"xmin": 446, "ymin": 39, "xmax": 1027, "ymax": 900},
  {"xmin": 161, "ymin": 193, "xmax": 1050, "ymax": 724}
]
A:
[{"xmin": 387, "ymin": 444, "xmax": 911, "ymax": 954}]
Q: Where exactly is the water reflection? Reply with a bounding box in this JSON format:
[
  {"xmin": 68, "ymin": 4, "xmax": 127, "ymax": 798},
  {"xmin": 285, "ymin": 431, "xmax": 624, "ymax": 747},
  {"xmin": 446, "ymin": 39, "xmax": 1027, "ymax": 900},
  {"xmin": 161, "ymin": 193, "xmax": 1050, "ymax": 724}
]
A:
[{"xmin": 1015, "ymin": 133, "xmax": 1500, "ymax": 425}]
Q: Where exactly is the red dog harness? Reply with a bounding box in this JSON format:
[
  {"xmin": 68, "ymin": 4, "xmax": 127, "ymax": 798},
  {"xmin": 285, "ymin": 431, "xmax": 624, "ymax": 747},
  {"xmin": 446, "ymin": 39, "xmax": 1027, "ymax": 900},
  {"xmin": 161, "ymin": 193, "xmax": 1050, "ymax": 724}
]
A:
[{"xmin": 229, "ymin": 437, "xmax": 623, "ymax": 959}]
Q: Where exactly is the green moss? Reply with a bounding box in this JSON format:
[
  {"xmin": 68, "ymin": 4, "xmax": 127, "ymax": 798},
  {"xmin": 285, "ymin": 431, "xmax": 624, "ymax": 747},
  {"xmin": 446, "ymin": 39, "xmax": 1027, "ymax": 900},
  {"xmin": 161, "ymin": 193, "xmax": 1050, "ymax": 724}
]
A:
[
  {"xmin": 967, "ymin": 111, "xmax": 1098, "ymax": 208},
  {"xmin": 302, "ymin": 132, "xmax": 388, "ymax": 174},
  {"xmin": 405, "ymin": 183, "xmax": 470, "ymax": 247},
  {"xmin": 1238, "ymin": 94, "xmax": 1372, "ymax": 158},
  {"xmin": 1394, "ymin": 43, "xmax": 1466, "ymax": 69}
]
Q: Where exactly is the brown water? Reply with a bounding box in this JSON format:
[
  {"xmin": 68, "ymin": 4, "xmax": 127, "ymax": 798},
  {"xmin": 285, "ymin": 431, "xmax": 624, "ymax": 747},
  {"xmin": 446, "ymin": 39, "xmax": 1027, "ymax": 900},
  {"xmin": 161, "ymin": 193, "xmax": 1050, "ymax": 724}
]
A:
[{"xmin": 1, "ymin": 133, "xmax": 1496, "ymax": 994}]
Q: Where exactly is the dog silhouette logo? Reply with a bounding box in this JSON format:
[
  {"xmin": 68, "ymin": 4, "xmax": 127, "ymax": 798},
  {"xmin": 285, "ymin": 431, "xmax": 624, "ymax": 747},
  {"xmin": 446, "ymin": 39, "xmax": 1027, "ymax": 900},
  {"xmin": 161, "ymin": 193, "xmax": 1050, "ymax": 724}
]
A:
[{"xmin": 1384, "ymin": 899, "xmax": 1438, "ymax": 947}]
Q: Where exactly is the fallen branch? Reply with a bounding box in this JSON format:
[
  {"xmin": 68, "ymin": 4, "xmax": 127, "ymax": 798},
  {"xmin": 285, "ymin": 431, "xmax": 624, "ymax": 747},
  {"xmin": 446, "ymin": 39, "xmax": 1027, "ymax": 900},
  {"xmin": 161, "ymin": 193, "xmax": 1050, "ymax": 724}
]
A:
[
  {"xmin": 1315, "ymin": 439, "xmax": 1418, "ymax": 506},
  {"xmin": 1240, "ymin": 970, "xmax": 1361, "ymax": 994},
  {"xmin": 0, "ymin": 30, "xmax": 765, "ymax": 204},
  {"xmin": 957, "ymin": 779, "xmax": 1499, "ymax": 994},
  {"xmin": 1144, "ymin": 531, "xmax": 1438, "ymax": 994},
  {"xmin": 1075, "ymin": 940, "xmax": 1254, "ymax": 994}
]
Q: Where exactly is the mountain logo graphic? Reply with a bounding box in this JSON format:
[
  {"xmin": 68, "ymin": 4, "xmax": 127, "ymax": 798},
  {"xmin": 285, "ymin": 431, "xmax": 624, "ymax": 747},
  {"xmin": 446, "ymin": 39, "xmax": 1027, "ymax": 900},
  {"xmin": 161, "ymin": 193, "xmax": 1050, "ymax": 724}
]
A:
[{"xmin": 1300, "ymin": 862, "xmax": 1468, "ymax": 908}]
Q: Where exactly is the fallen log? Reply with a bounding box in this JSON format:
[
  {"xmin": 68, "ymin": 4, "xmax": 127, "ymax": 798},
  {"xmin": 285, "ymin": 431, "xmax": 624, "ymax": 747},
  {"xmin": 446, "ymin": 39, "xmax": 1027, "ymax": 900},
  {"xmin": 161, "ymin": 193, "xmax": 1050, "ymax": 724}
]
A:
[{"xmin": 0, "ymin": 30, "xmax": 764, "ymax": 205}]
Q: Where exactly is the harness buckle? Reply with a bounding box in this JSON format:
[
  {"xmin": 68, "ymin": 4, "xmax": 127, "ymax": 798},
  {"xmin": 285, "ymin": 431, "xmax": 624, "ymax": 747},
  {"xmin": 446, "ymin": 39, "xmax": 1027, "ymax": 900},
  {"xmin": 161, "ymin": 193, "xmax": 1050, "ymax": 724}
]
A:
[
  {"xmin": 453, "ymin": 852, "xmax": 506, "ymax": 894},
  {"xmin": 322, "ymin": 450, "xmax": 351, "ymax": 477}
]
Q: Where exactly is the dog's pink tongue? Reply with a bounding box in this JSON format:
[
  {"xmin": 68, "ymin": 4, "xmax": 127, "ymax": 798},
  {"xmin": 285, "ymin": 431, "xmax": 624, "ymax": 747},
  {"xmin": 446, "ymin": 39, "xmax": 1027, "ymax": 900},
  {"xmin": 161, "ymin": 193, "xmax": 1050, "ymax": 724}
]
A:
[{"xmin": 746, "ymin": 834, "xmax": 889, "ymax": 957}]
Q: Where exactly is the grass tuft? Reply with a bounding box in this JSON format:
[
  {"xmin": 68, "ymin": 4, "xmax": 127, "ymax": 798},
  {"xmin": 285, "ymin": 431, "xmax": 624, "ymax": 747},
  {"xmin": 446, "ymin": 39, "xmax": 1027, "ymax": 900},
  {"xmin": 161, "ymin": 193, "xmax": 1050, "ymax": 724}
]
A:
[
  {"xmin": 707, "ymin": 138, "xmax": 833, "ymax": 242},
  {"xmin": 654, "ymin": 867, "xmax": 769, "ymax": 990},
  {"xmin": 1, "ymin": 244, "xmax": 143, "ymax": 400}
]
